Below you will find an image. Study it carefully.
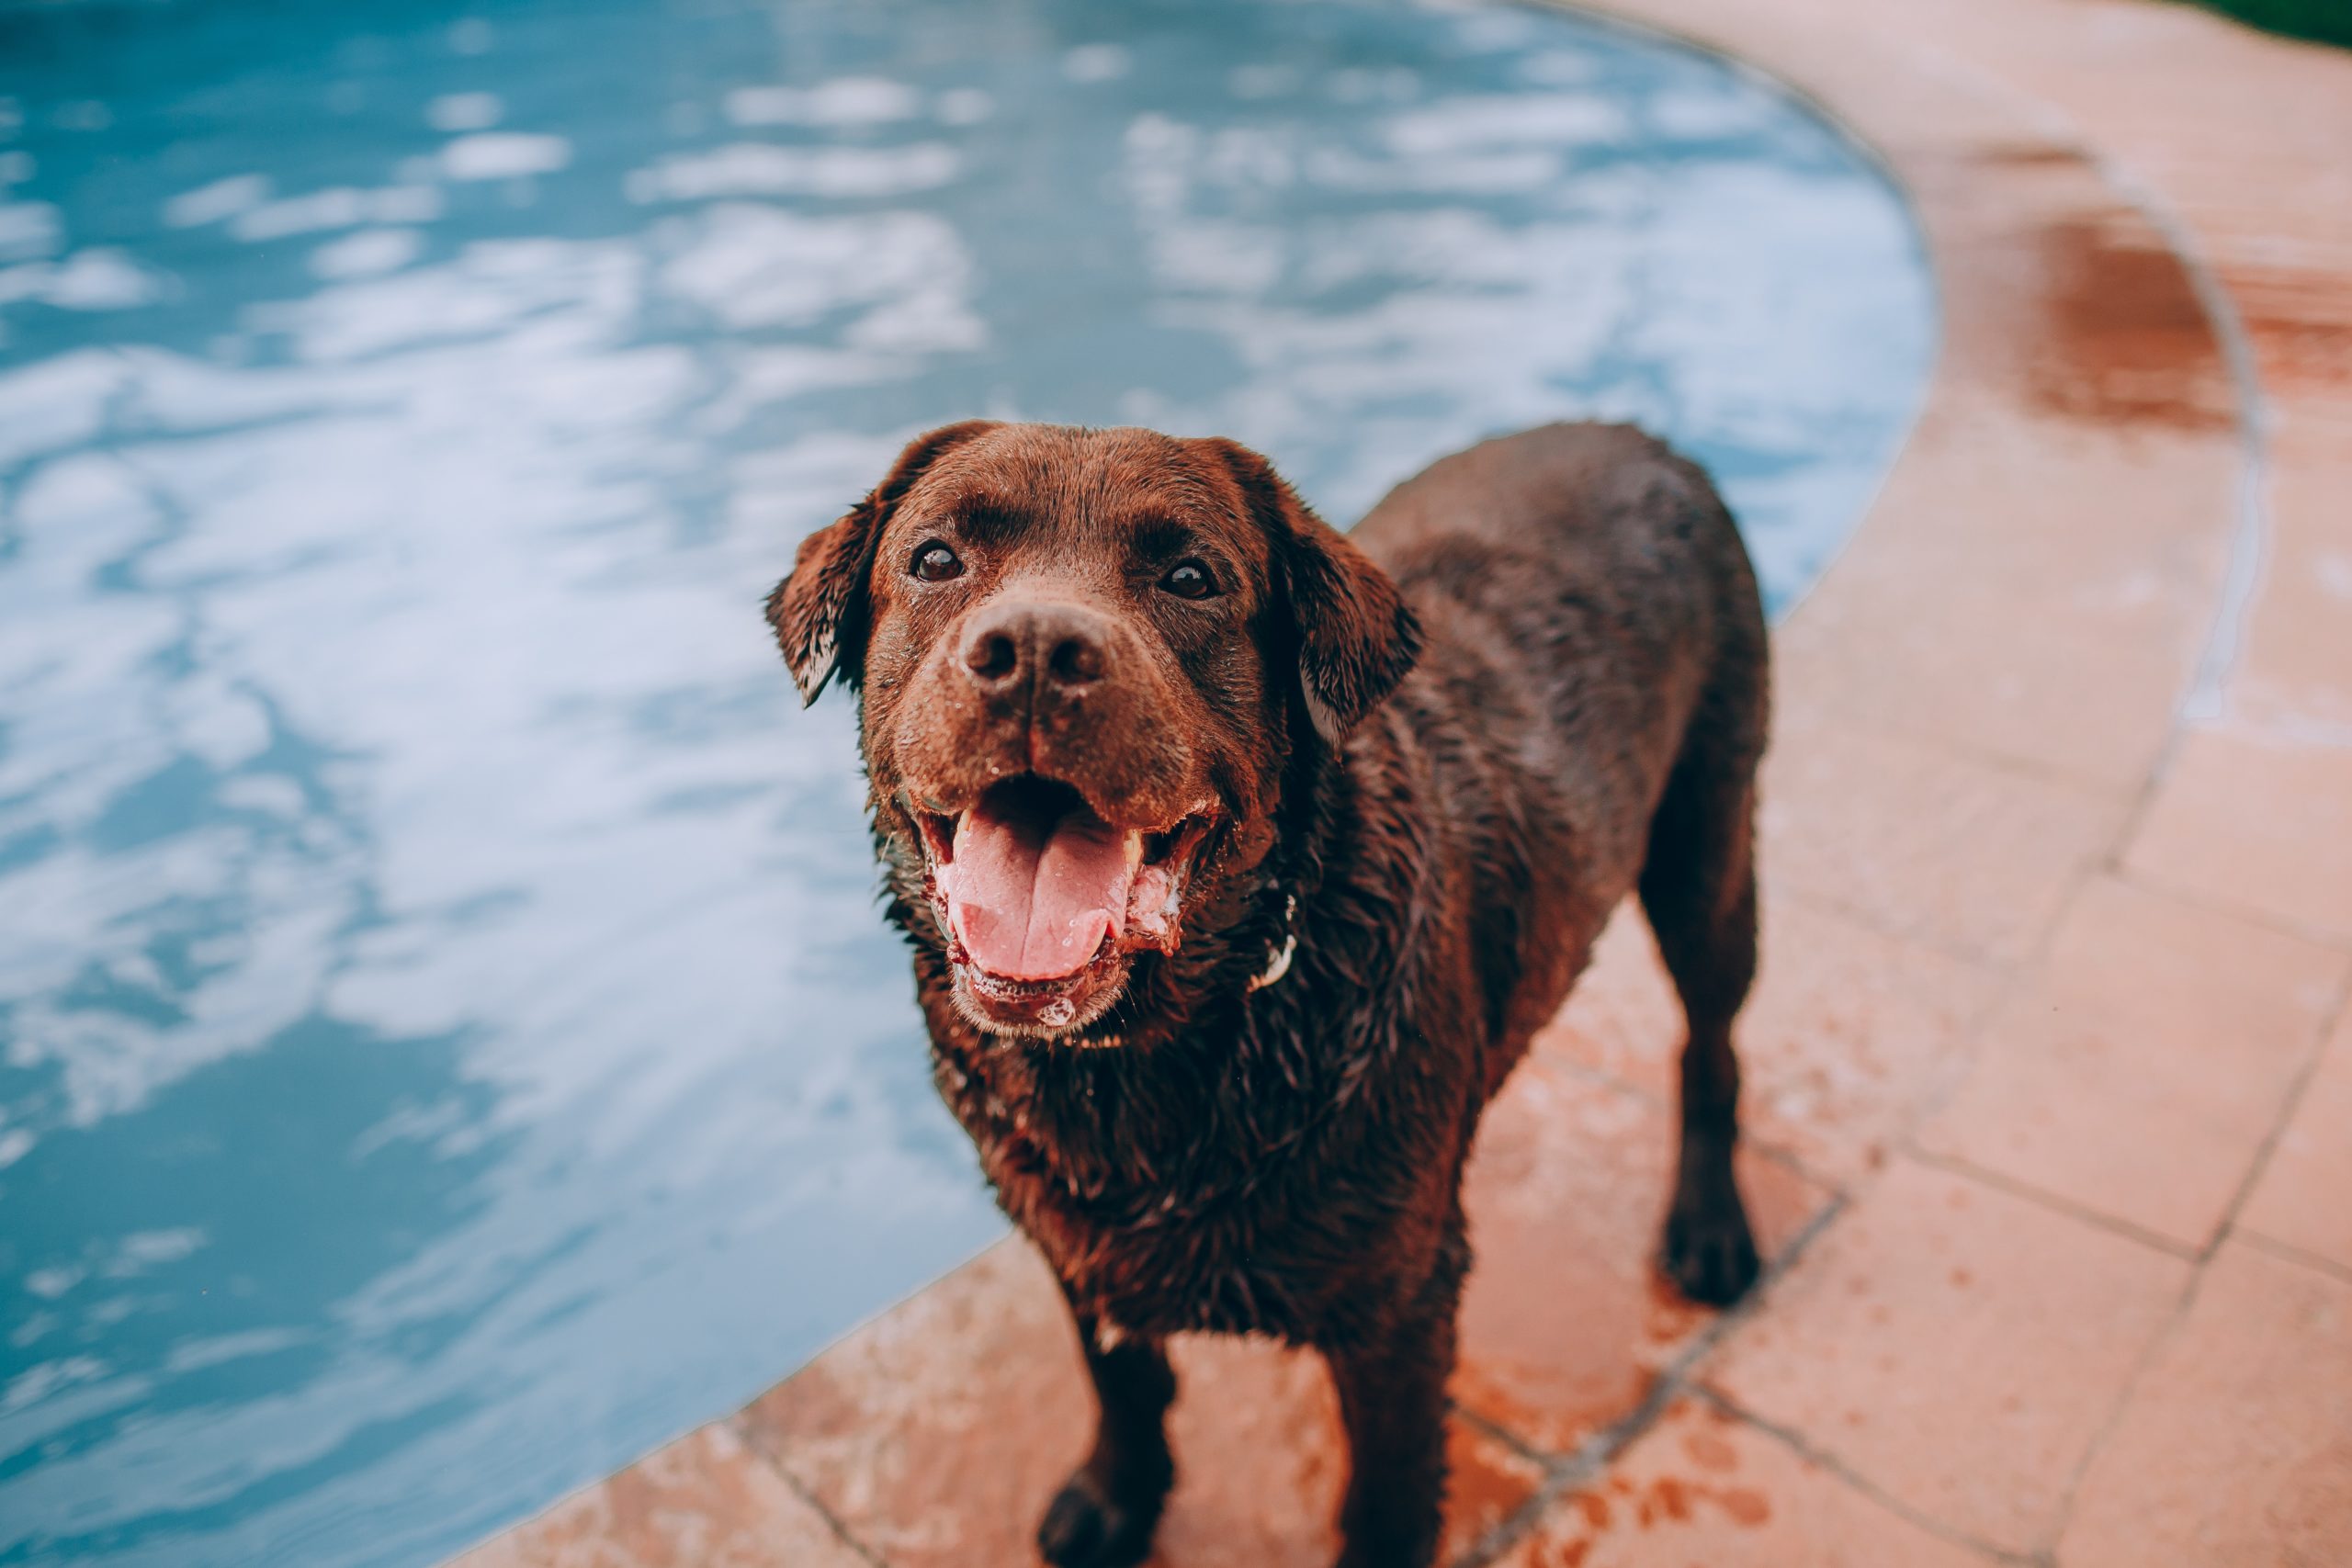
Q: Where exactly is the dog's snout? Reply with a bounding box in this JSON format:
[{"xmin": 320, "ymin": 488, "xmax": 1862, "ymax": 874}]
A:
[
  {"xmin": 957, "ymin": 603, "xmax": 1112, "ymax": 696},
  {"xmin": 964, "ymin": 627, "xmax": 1020, "ymax": 686},
  {"xmin": 1047, "ymin": 630, "xmax": 1102, "ymax": 686}
]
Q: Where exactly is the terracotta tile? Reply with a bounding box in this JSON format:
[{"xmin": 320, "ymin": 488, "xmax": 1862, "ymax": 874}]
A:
[
  {"xmin": 737, "ymin": 1236, "xmax": 1538, "ymax": 1568},
  {"xmin": 1538, "ymin": 894, "xmax": 1998, "ymax": 1184},
  {"xmin": 737, "ymin": 1238, "xmax": 1085, "ymax": 1566},
  {"xmin": 1489, "ymin": 1398, "xmax": 1995, "ymax": 1568},
  {"xmin": 2124, "ymin": 726, "xmax": 2352, "ymax": 944},
  {"xmin": 449, "ymin": 1425, "xmax": 866, "ymax": 1568},
  {"xmin": 1705, "ymin": 1156, "xmax": 2190, "ymax": 1554},
  {"xmin": 1757, "ymin": 709, "xmax": 2128, "ymax": 967},
  {"xmin": 2240, "ymin": 1007, "xmax": 2352, "ymax": 1273},
  {"xmin": 1770, "ymin": 396, "xmax": 2230, "ymax": 792},
  {"xmin": 1772, "ymin": 568, "xmax": 2207, "ymax": 795},
  {"xmin": 2059, "ymin": 1241, "xmax": 2352, "ymax": 1568},
  {"xmin": 1453, "ymin": 1055, "xmax": 1832, "ymax": 1455},
  {"xmin": 1920, "ymin": 876, "xmax": 2347, "ymax": 1249}
]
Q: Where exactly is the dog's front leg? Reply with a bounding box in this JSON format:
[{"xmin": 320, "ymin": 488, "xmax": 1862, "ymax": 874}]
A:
[
  {"xmin": 1325, "ymin": 1283, "xmax": 1460, "ymax": 1568},
  {"xmin": 1037, "ymin": 1303, "xmax": 1176, "ymax": 1568}
]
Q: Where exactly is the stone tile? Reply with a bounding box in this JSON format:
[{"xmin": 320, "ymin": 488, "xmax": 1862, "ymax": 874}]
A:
[
  {"xmin": 1453, "ymin": 1055, "xmax": 1832, "ymax": 1455},
  {"xmin": 1704, "ymin": 1156, "xmax": 2190, "ymax": 1554},
  {"xmin": 1770, "ymin": 394, "xmax": 2231, "ymax": 792},
  {"xmin": 736, "ymin": 1236, "xmax": 1540, "ymax": 1568},
  {"xmin": 2124, "ymin": 725, "xmax": 2352, "ymax": 945},
  {"xmin": 2240, "ymin": 1007, "xmax": 2352, "ymax": 1273},
  {"xmin": 1489, "ymin": 1398, "xmax": 1995, "ymax": 1568},
  {"xmin": 1539, "ymin": 894, "xmax": 1998, "ymax": 1185},
  {"xmin": 449, "ymin": 1426, "xmax": 866, "ymax": 1568},
  {"xmin": 1919, "ymin": 876, "xmax": 2347, "ymax": 1249},
  {"xmin": 1757, "ymin": 709, "xmax": 2128, "ymax": 967},
  {"xmin": 2059, "ymin": 1241, "xmax": 2352, "ymax": 1568},
  {"xmin": 738, "ymin": 1239, "xmax": 1082, "ymax": 1568}
]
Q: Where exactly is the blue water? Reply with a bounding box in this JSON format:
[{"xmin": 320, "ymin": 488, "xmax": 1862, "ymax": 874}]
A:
[{"xmin": 0, "ymin": 1, "xmax": 1931, "ymax": 1562}]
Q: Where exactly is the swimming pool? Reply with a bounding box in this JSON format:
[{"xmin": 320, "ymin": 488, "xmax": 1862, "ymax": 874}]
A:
[{"xmin": 0, "ymin": 1, "xmax": 1932, "ymax": 1562}]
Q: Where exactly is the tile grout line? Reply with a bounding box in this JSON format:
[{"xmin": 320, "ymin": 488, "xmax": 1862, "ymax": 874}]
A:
[
  {"xmin": 1899, "ymin": 1145, "xmax": 2202, "ymax": 1262},
  {"xmin": 1686, "ymin": 1384, "xmax": 2047, "ymax": 1566},
  {"xmin": 2233, "ymin": 1227, "xmax": 2352, "ymax": 1290},
  {"xmin": 1452, "ymin": 1190, "xmax": 1852, "ymax": 1566},
  {"xmin": 1454, "ymin": 1403, "xmax": 1557, "ymax": 1471},
  {"xmin": 2190, "ymin": 971, "xmax": 2352, "ymax": 1270},
  {"xmin": 1752, "ymin": 881, "xmax": 2033, "ymax": 976},
  {"xmin": 725, "ymin": 1412, "xmax": 894, "ymax": 1568},
  {"xmin": 1783, "ymin": 699, "xmax": 2162, "ymax": 807},
  {"xmin": 1764, "ymin": 885, "xmax": 2013, "ymax": 988},
  {"xmin": 2037, "ymin": 967, "xmax": 2352, "ymax": 1552},
  {"xmin": 2035, "ymin": 1234, "xmax": 2215, "ymax": 1557},
  {"xmin": 2103, "ymin": 863, "xmax": 2352, "ymax": 958}
]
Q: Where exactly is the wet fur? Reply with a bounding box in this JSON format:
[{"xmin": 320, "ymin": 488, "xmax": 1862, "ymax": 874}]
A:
[{"xmin": 768, "ymin": 421, "xmax": 1768, "ymax": 1568}]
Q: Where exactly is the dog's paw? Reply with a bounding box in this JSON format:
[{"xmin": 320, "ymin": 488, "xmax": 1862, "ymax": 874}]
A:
[
  {"xmin": 1038, "ymin": 1473, "xmax": 1157, "ymax": 1568},
  {"xmin": 1660, "ymin": 1194, "xmax": 1761, "ymax": 1307}
]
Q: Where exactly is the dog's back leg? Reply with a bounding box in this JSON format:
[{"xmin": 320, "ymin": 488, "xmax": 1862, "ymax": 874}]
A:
[{"xmin": 1637, "ymin": 624, "xmax": 1766, "ymax": 1306}]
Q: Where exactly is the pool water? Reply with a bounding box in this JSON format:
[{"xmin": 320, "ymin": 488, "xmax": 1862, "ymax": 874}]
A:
[{"xmin": 0, "ymin": 1, "xmax": 1931, "ymax": 1563}]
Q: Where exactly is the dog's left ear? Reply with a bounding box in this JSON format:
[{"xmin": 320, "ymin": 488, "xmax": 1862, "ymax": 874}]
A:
[
  {"xmin": 766, "ymin": 420, "xmax": 1000, "ymax": 705},
  {"xmin": 1205, "ymin": 438, "xmax": 1420, "ymax": 745}
]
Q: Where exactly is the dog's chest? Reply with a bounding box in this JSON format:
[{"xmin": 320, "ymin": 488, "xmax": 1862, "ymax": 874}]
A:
[
  {"xmin": 945, "ymin": 1073, "xmax": 1352, "ymax": 1342},
  {"xmin": 1013, "ymin": 1175, "xmax": 1326, "ymax": 1343}
]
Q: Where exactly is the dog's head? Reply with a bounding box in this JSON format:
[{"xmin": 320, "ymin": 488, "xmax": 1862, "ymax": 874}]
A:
[{"xmin": 767, "ymin": 422, "xmax": 1419, "ymax": 1037}]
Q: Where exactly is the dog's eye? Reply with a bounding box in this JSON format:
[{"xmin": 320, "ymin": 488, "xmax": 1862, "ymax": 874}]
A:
[
  {"xmin": 1160, "ymin": 559, "xmax": 1218, "ymax": 600},
  {"xmin": 910, "ymin": 542, "xmax": 964, "ymax": 582}
]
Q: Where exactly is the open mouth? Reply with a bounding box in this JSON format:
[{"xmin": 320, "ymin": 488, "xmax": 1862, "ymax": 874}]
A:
[{"xmin": 913, "ymin": 775, "xmax": 1216, "ymax": 1018}]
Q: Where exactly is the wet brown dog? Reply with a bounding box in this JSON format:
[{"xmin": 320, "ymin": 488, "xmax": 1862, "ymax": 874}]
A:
[{"xmin": 767, "ymin": 421, "xmax": 1766, "ymax": 1568}]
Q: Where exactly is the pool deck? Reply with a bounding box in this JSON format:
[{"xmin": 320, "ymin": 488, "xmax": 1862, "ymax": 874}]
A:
[{"xmin": 446, "ymin": 0, "xmax": 2352, "ymax": 1563}]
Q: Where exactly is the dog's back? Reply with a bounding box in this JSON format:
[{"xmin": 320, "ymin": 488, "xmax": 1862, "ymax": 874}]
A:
[{"xmin": 1353, "ymin": 421, "xmax": 1769, "ymax": 1089}]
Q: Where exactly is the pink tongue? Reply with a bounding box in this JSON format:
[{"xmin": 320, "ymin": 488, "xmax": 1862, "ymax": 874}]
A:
[{"xmin": 942, "ymin": 799, "xmax": 1137, "ymax": 980}]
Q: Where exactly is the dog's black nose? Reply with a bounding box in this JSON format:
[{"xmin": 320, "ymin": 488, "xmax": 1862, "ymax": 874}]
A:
[{"xmin": 959, "ymin": 602, "xmax": 1109, "ymax": 695}]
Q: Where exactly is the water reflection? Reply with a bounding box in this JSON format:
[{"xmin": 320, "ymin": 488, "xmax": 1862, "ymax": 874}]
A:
[{"xmin": 0, "ymin": 0, "xmax": 1930, "ymax": 1563}]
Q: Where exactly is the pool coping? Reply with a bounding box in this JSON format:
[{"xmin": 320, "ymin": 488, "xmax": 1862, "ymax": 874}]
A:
[{"xmin": 448, "ymin": 0, "xmax": 2352, "ymax": 1562}]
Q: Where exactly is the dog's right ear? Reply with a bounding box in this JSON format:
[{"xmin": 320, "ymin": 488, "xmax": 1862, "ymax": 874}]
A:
[
  {"xmin": 765, "ymin": 420, "xmax": 1000, "ymax": 705},
  {"xmin": 1204, "ymin": 438, "xmax": 1420, "ymax": 746}
]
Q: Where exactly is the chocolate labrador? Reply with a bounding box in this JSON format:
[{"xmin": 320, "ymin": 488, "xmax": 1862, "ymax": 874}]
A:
[{"xmin": 766, "ymin": 420, "xmax": 1767, "ymax": 1568}]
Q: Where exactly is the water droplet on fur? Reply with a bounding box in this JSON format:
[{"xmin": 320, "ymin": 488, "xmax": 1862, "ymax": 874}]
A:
[{"xmin": 1040, "ymin": 998, "xmax": 1077, "ymax": 1028}]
